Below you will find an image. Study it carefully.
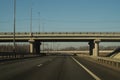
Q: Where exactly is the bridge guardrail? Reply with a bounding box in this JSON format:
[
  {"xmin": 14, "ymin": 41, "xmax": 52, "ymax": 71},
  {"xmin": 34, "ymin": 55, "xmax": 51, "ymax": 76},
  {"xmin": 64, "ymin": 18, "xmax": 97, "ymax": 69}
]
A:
[
  {"xmin": 0, "ymin": 32, "xmax": 120, "ymax": 39},
  {"xmin": 97, "ymin": 57, "xmax": 120, "ymax": 69},
  {"xmin": 0, "ymin": 32, "xmax": 120, "ymax": 35}
]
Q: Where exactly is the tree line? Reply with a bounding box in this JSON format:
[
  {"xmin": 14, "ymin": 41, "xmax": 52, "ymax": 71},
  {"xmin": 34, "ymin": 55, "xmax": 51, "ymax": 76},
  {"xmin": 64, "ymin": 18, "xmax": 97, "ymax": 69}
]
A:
[
  {"xmin": 0, "ymin": 44, "xmax": 29, "ymax": 53},
  {"xmin": 0, "ymin": 44, "xmax": 119, "ymax": 52},
  {"xmin": 59, "ymin": 46, "xmax": 120, "ymax": 51}
]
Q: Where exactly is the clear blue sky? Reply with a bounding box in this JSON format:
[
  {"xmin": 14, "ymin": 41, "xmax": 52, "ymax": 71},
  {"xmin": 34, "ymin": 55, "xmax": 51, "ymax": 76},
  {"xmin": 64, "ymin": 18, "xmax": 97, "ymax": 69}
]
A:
[{"xmin": 0, "ymin": 0, "xmax": 120, "ymax": 32}]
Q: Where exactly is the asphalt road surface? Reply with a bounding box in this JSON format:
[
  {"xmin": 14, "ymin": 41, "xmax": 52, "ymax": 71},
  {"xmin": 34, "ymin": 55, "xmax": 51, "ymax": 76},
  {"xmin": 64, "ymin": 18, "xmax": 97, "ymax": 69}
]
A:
[{"xmin": 0, "ymin": 56, "xmax": 119, "ymax": 80}]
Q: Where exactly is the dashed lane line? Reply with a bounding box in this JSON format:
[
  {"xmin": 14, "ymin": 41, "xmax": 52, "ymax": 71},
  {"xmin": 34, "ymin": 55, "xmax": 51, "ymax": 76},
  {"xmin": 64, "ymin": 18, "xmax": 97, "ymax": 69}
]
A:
[{"xmin": 37, "ymin": 64, "xmax": 43, "ymax": 67}]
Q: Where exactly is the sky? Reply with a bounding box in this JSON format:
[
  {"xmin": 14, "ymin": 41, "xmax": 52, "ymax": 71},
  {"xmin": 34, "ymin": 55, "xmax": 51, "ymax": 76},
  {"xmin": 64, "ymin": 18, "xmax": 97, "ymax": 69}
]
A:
[
  {"xmin": 0, "ymin": 0, "xmax": 120, "ymax": 32},
  {"xmin": 0, "ymin": 0, "xmax": 120, "ymax": 48}
]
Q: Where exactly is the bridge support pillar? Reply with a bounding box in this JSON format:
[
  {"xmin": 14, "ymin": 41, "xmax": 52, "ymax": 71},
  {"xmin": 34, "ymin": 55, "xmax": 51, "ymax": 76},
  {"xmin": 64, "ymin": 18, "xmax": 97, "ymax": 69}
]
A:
[
  {"xmin": 93, "ymin": 39, "xmax": 101, "ymax": 56},
  {"xmin": 88, "ymin": 41, "xmax": 94, "ymax": 55},
  {"xmin": 29, "ymin": 39, "xmax": 34, "ymax": 53},
  {"xmin": 34, "ymin": 41, "xmax": 41, "ymax": 53},
  {"xmin": 29, "ymin": 39, "xmax": 41, "ymax": 53}
]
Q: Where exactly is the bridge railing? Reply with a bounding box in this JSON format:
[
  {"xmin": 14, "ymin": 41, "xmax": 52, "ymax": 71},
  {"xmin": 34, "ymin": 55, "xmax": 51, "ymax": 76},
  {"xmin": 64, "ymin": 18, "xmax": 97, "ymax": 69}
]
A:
[
  {"xmin": 0, "ymin": 32, "xmax": 120, "ymax": 37},
  {"xmin": 30, "ymin": 32, "xmax": 120, "ymax": 37}
]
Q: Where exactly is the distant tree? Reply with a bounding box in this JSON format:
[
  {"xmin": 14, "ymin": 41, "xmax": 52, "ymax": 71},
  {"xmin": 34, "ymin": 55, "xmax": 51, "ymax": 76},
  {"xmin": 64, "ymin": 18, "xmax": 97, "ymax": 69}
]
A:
[
  {"xmin": 0, "ymin": 44, "xmax": 29, "ymax": 53},
  {"xmin": 78, "ymin": 46, "xmax": 89, "ymax": 51},
  {"xmin": 61, "ymin": 46, "xmax": 77, "ymax": 51}
]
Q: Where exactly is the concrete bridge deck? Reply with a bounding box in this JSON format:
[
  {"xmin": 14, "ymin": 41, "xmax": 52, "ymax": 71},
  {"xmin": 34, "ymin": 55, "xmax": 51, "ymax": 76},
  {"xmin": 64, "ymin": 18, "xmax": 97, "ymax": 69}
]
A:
[
  {"xmin": 0, "ymin": 32, "xmax": 120, "ymax": 42},
  {"xmin": 0, "ymin": 32, "xmax": 120, "ymax": 57}
]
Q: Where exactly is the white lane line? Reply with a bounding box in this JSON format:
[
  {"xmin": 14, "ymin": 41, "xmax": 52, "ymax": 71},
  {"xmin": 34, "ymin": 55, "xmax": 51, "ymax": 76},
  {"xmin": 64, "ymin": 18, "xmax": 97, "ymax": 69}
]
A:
[
  {"xmin": 71, "ymin": 57, "xmax": 101, "ymax": 80},
  {"xmin": 37, "ymin": 64, "xmax": 43, "ymax": 67}
]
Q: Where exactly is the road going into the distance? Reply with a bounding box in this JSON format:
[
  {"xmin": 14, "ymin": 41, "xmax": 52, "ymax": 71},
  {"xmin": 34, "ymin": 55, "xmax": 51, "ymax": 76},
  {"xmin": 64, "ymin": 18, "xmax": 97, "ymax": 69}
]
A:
[{"xmin": 0, "ymin": 56, "xmax": 120, "ymax": 80}]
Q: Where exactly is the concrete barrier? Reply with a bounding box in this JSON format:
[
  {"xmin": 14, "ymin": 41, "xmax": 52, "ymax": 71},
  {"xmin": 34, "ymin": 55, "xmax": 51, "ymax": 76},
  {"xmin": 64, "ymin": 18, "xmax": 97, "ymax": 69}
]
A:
[{"xmin": 97, "ymin": 57, "xmax": 120, "ymax": 69}]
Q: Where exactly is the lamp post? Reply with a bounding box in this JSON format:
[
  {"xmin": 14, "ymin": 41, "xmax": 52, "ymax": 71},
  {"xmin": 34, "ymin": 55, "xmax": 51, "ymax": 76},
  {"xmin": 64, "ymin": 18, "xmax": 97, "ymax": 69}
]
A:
[
  {"xmin": 30, "ymin": 7, "xmax": 32, "ymax": 35},
  {"xmin": 38, "ymin": 12, "xmax": 40, "ymax": 32},
  {"xmin": 13, "ymin": 0, "xmax": 16, "ymax": 53}
]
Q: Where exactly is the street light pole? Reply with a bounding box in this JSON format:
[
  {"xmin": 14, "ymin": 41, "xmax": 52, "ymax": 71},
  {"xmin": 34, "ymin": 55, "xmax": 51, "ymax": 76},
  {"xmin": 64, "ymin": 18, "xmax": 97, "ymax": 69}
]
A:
[
  {"xmin": 13, "ymin": 0, "xmax": 16, "ymax": 53},
  {"xmin": 38, "ymin": 12, "xmax": 40, "ymax": 32},
  {"xmin": 30, "ymin": 7, "xmax": 32, "ymax": 34}
]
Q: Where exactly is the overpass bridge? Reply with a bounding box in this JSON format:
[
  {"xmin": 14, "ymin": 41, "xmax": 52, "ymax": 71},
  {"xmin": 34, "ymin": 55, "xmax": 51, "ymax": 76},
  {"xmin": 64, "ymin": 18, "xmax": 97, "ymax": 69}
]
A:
[{"xmin": 0, "ymin": 32, "xmax": 120, "ymax": 56}]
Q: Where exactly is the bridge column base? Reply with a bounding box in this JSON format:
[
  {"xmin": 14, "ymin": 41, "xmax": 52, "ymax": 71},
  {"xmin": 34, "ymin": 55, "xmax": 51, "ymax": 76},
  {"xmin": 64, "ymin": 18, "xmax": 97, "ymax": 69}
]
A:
[
  {"xmin": 93, "ymin": 39, "xmax": 101, "ymax": 57},
  {"xmin": 34, "ymin": 41, "xmax": 41, "ymax": 53},
  {"xmin": 29, "ymin": 39, "xmax": 35, "ymax": 53},
  {"xmin": 88, "ymin": 41, "xmax": 94, "ymax": 55},
  {"xmin": 29, "ymin": 39, "xmax": 41, "ymax": 53}
]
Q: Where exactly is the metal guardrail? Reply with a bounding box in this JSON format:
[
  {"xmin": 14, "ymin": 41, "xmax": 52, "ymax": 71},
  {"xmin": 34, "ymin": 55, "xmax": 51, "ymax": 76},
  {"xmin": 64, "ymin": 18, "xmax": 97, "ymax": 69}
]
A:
[
  {"xmin": 0, "ymin": 52, "xmax": 45, "ymax": 61},
  {"xmin": 78, "ymin": 55, "xmax": 120, "ymax": 70},
  {"xmin": 97, "ymin": 57, "xmax": 120, "ymax": 69}
]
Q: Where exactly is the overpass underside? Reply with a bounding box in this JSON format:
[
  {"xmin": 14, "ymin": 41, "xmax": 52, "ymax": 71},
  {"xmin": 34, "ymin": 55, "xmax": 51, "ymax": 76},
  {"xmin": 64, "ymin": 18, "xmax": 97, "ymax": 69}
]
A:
[{"xmin": 0, "ymin": 32, "xmax": 120, "ymax": 56}]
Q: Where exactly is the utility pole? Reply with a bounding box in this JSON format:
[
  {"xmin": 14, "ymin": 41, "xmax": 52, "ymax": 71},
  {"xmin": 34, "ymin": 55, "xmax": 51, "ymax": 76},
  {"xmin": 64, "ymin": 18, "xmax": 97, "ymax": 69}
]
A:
[
  {"xmin": 38, "ymin": 12, "xmax": 40, "ymax": 32},
  {"xmin": 30, "ymin": 7, "xmax": 32, "ymax": 35},
  {"xmin": 13, "ymin": 0, "xmax": 16, "ymax": 53},
  {"xmin": 42, "ymin": 22, "xmax": 45, "ymax": 53}
]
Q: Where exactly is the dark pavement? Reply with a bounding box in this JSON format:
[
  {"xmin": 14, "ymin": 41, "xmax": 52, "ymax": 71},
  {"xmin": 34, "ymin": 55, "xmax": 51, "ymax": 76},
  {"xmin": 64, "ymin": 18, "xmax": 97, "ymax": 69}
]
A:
[{"xmin": 0, "ymin": 56, "xmax": 119, "ymax": 80}]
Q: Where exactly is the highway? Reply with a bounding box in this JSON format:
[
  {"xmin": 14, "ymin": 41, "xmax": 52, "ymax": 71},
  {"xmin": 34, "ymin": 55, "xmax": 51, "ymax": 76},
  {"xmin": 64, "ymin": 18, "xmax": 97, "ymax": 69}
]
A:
[{"xmin": 0, "ymin": 56, "xmax": 120, "ymax": 80}]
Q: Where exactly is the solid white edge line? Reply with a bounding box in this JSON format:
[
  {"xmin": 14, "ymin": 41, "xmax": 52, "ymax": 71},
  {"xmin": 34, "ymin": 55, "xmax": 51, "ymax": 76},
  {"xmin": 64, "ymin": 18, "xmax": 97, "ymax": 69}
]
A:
[{"xmin": 71, "ymin": 57, "xmax": 101, "ymax": 80}]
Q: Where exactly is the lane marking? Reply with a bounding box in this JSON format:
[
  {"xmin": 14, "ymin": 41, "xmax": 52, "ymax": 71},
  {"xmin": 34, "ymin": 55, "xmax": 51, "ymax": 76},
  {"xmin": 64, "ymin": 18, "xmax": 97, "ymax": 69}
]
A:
[
  {"xmin": 37, "ymin": 64, "xmax": 43, "ymax": 67},
  {"xmin": 37, "ymin": 59, "xmax": 53, "ymax": 68},
  {"xmin": 71, "ymin": 57, "xmax": 101, "ymax": 80}
]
